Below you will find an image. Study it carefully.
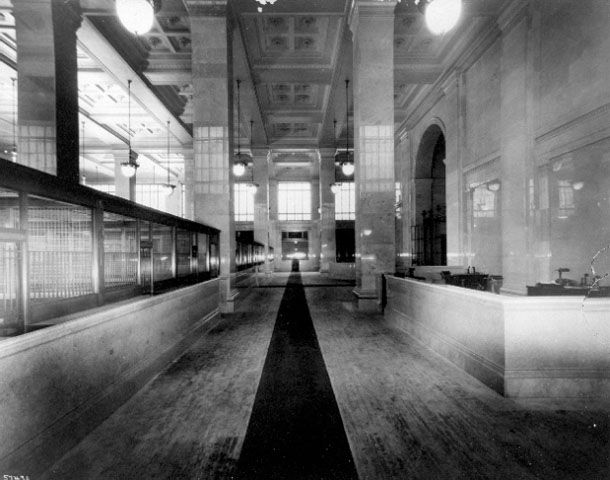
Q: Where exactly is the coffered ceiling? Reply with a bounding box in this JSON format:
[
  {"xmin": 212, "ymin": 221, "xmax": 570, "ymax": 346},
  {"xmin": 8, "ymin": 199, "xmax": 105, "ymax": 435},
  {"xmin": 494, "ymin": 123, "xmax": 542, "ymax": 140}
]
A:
[
  {"xmin": 0, "ymin": 0, "xmax": 503, "ymax": 184},
  {"xmin": 236, "ymin": 0, "xmax": 346, "ymax": 148}
]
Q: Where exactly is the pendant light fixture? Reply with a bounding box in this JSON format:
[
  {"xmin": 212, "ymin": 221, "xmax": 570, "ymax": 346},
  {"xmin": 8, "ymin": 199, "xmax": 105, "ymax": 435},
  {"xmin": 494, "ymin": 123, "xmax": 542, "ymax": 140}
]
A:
[
  {"xmin": 416, "ymin": 0, "xmax": 462, "ymax": 35},
  {"xmin": 162, "ymin": 120, "xmax": 176, "ymax": 195},
  {"xmin": 341, "ymin": 79, "xmax": 354, "ymax": 177},
  {"xmin": 81, "ymin": 120, "xmax": 86, "ymax": 184},
  {"xmin": 255, "ymin": 0, "xmax": 278, "ymax": 13},
  {"xmin": 121, "ymin": 79, "xmax": 139, "ymax": 178},
  {"xmin": 9, "ymin": 77, "xmax": 16, "ymax": 162},
  {"xmin": 246, "ymin": 120, "xmax": 258, "ymax": 195},
  {"xmin": 331, "ymin": 118, "xmax": 341, "ymax": 195},
  {"xmin": 487, "ymin": 180, "xmax": 501, "ymax": 192},
  {"xmin": 233, "ymin": 79, "xmax": 250, "ymax": 177},
  {"xmin": 116, "ymin": 0, "xmax": 161, "ymax": 35}
]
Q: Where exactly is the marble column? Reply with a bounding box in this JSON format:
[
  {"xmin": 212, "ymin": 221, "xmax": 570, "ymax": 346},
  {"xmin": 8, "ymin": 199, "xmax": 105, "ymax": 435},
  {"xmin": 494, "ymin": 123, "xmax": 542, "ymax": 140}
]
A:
[
  {"xmin": 311, "ymin": 176, "xmax": 321, "ymax": 270},
  {"xmin": 319, "ymin": 148, "xmax": 336, "ymax": 273},
  {"xmin": 186, "ymin": 0, "xmax": 236, "ymax": 312},
  {"xmin": 394, "ymin": 131, "xmax": 410, "ymax": 273},
  {"xmin": 441, "ymin": 70, "xmax": 466, "ymax": 267},
  {"xmin": 349, "ymin": 0, "xmax": 397, "ymax": 311},
  {"xmin": 14, "ymin": 0, "xmax": 81, "ymax": 179},
  {"xmin": 499, "ymin": 1, "xmax": 533, "ymax": 294},
  {"xmin": 252, "ymin": 148, "xmax": 271, "ymax": 273}
]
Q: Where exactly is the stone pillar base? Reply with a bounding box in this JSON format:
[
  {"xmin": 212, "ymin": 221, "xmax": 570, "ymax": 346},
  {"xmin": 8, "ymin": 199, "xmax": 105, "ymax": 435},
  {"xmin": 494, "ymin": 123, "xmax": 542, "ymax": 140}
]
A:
[
  {"xmin": 220, "ymin": 289, "xmax": 239, "ymax": 314},
  {"xmin": 353, "ymin": 288, "xmax": 380, "ymax": 312}
]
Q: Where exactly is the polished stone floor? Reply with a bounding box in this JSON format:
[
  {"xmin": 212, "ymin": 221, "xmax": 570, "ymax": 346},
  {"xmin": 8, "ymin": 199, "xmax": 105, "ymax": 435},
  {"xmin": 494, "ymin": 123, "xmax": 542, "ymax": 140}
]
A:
[{"xmin": 43, "ymin": 273, "xmax": 609, "ymax": 479}]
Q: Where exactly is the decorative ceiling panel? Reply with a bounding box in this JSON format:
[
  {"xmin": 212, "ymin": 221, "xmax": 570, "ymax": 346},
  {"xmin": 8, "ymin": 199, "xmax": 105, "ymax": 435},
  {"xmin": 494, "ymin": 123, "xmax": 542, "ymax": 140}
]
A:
[
  {"xmin": 266, "ymin": 83, "xmax": 321, "ymax": 108},
  {"xmin": 271, "ymin": 122, "xmax": 318, "ymax": 138},
  {"xmin": 242, "ymin": 15, "xmax": 341, "ymax": 66}
]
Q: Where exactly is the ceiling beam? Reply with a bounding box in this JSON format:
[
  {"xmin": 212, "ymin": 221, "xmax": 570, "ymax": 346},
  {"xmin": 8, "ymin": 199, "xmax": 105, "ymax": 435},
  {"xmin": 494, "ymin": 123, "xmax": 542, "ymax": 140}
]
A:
[
  {"xmin": 77, "ymin": 17, "xmax": 192, "ymax": 144},
  {"xmin": 253, "ymin": 67, "xmax": 333, "ymax": 85}
]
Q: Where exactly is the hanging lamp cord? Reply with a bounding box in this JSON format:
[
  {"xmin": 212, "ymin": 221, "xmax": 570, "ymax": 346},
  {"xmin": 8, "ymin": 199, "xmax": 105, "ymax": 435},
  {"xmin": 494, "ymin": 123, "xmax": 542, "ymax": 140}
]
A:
[
  {"xmin": 166, "ymin": 120, "xmax": 171, "ymax": 184},
  {"xmin": 127, "ymin": 79, "xmax": 132, "ymax": 158},
  {"xmin": 236, "ymin": 79, "xmax": 242, "ymax": 155},
  {"xmin": 345, "ymin": 79, "xmax": 349, "ymax": 155},
  {"xmin": 250, "ymin": 119, "xmax": 254, "ymax": 182},
  {"xmin": 12, "ymin": 77, "xmax": 16, "ymax": 150}
]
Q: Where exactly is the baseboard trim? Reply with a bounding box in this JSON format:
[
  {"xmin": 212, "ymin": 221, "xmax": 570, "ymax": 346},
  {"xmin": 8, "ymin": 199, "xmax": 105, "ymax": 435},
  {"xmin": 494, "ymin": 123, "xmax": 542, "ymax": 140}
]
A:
[{"xmin": 386, "ymin": 307, "xmax": 505, "ymax": 395}]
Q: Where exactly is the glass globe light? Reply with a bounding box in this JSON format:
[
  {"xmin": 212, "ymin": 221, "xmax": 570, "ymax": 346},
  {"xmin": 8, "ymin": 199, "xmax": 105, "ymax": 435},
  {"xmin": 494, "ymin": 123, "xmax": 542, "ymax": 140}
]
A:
[
  {"xmin": 247, "ymin": 183, "xmax": 258, "ymax": 195},
  {"xmin": 120, "ymin": 162, "xmax": 137, "ymax": 178},
  {"xmin": 487, "ymin": 181, "xmax": 501, "ymax": 192},
  {"xmin": 162, "ymin": 183, "xmax": 176, "ymax": 196},
  {"xmin": 341, "ymin": 162, "xmax": 355, "ymax": 176},
  {"xmin": 330, "ymin": 183, "xmax": 341, "ymax": 195},
  {"xmin": 233, "ymin": 162, "xmax": 246, "ymax": 177},
  {"xmin": 425, "ymin": 0, "xmax": 462, "ymax": 35},
  {"xmin": 116, "ymin": 0, "xmax": 155, "ymax": 35}
]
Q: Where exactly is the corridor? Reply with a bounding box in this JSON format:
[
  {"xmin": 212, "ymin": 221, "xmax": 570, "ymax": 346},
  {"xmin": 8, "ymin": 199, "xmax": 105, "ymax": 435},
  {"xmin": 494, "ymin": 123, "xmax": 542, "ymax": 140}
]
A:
[{"xmin": 42, "ymin": 274, "xmax": 608, "ymax": 480}]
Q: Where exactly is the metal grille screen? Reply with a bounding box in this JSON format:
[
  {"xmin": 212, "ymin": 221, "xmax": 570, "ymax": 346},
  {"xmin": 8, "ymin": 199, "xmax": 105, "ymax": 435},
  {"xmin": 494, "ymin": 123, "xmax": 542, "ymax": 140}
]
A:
[
  {"xmin": 103, "ymin": 212, "xmax": 138, "ymax": 288},
  {"xmin": 28, "ymin": 196, "xmax": 93, "ymax": 300},
  {"xmin": 153, "ymin": 223, "xmax": 173, "ymax": 281}
]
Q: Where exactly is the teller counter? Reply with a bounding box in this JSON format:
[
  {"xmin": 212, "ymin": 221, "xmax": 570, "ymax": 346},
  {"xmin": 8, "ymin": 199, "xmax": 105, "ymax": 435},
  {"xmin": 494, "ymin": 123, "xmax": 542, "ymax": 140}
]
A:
[{"xmin": 385, "ymin": 276, "xmax": 610, "ymax": 400}]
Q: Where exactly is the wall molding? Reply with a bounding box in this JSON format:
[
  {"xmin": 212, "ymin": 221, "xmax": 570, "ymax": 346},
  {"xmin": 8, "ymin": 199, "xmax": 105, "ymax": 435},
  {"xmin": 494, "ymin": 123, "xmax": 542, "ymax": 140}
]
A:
[{"xmin": 535, "ymin": 102, "xmax": 610, "ymax": 165}]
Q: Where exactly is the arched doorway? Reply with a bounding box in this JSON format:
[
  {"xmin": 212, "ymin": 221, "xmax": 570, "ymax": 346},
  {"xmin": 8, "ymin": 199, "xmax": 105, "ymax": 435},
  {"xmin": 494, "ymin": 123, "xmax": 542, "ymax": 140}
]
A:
[{"xmin": 413, "ymin": 125, "xmax": 446, "ymax": 266}]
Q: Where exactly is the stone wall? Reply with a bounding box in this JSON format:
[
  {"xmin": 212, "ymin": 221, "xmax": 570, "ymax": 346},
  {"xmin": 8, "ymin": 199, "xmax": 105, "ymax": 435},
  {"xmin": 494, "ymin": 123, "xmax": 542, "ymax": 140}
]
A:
[
  {"xmin": 395, "ymin": 0, "xmax": 610, "ymax": 290},
  {"xmin": 0, "ymin": 280, "xmax": 220, "ymax": 476}
]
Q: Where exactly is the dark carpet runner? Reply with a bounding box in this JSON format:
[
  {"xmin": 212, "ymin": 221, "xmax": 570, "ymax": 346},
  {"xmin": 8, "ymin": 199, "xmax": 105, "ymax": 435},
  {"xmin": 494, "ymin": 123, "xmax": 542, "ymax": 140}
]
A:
[{"xmin": 237, "ymin": 273, "xmax": 359, "ymax": 480}]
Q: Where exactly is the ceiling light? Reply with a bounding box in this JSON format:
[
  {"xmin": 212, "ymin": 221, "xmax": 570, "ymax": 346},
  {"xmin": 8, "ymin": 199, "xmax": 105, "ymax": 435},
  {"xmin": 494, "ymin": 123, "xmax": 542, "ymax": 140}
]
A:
[
  {"xmin": 162, "ymin": 183, "xmax": 176, "ymax": 195},
  {"xmin": 417, "ymin": 0, "xmax": 462, "ymax": 35},
  {"xmin": 341, "ymin": 162, "xmax": 355, "ymax": 176},
  {"xmin": 233, "ymin": 161, "xmax": 246, "ymax": 177},
  {"xmin": 10, "ymin": 77, "xmax": 16, "ymax": 162},
  {"xmin": 163, "ymin": 119, "xmax": 176, "ymax": 195},
  {"xmin": 116, "ymin": 0, "xmax": 158, "ymax": 35},
  {"xmin": 339, "ymin": 79, "xmax": 355, "ymax": 178},
  {"xmin": 120, "ymin": 161, "xmax": 137, "ymax": 178},
  {"xmin": 247, "ymin": 182, "xmax": 259, "ymax": 195},
  {"xmin": 255, "ymin": 0, "xmax": 278, "ymax": 11},
  {"xmin": 487, "ymin": 180, "xmax": 501, "ymax": 192},
  {"xmin": 233, "ymin": 79, "xmax": 251, "ymax": 177},
  {"xmin": 121, "ymin": 80, "xmax": 139, "ymax": 178}
]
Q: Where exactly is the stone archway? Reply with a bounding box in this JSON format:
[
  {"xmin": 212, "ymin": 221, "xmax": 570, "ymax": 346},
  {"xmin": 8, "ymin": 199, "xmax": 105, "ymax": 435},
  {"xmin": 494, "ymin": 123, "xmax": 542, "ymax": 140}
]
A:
[{"xmin": 413, "ymin": 125, "xmax": 446, "ymax": 266}]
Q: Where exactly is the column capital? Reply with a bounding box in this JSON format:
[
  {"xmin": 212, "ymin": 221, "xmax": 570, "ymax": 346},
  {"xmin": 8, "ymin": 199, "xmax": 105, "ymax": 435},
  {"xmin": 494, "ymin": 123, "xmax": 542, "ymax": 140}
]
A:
[
  {"xmin": 440, "ymin": 68, "xmax": 461, "ymax": 97},
  {"xmin": 251, "ymin": 147, "xmax": 270, "ymax": 159},
  {"xmin": 396, "ymin": 127, "xmax": 409, "ymax": 145},
  {"xmin": 318, "ymin": 147, "xmax": 337, "ymax": 159},
  {"xmin": 348, "ymin": 0, "xmax": 398, "ymax": 36},
  {"xmin": 497, "ymin": 0, "xmax": 530, "ymax": 34},
  {"xmin": 53, "ymin": 0, "xmax": 83, "ymax": 28},
  {"xmin": 184, "ymin": 0, "xmax": 228, "ymax": 16}
]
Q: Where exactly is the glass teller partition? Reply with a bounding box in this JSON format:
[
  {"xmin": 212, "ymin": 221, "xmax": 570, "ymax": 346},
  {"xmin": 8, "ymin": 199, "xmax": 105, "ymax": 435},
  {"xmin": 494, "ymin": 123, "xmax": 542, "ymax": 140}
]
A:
[{"xmin": 0, "ymin": 160, "xmax": 220, "ymax": 336}]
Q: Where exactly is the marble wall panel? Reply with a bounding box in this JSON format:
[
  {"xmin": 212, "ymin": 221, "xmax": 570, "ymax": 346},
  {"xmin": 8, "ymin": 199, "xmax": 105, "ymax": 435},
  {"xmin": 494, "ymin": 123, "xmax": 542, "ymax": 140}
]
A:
[
  {"xmin": 464, "ymin": 40, "xmax": 501, "ymax": 166},
  {"xmin": 536, "ymin": 0, "xmax": 610, "ymax": 135}
]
